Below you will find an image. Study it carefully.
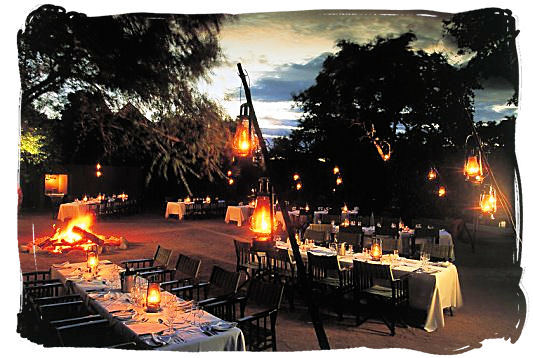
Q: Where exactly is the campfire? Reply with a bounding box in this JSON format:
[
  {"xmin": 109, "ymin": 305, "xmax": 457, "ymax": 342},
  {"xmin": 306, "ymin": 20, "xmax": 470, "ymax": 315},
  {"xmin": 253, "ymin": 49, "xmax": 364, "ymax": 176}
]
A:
[{"xmin": 23, "ymin": 215, "xmax": 127, "ymax": 254}]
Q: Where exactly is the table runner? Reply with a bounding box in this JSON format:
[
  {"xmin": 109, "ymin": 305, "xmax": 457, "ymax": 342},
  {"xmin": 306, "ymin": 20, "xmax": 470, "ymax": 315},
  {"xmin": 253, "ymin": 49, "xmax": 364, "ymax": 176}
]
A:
[{"xmin": 51, "ymin": 261, "xmax": 245, "ymax": 351}]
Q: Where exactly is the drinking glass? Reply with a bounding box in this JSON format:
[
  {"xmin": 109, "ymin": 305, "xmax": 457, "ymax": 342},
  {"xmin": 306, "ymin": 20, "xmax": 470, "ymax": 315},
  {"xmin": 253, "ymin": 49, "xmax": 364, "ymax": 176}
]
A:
[{"xmin": 347, "ymin": 245, "xmax": 353, "ymax": 254}]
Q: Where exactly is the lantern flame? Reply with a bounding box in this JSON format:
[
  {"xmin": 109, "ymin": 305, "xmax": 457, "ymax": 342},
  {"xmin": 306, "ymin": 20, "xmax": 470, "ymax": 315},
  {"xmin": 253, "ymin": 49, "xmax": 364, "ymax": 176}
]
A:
[
  {"xmin": 293, "ymin": 173, "xmax": 300, "ymax": 181},
  {"xmin": 333, "ymin": 166, "xmax": 340, "ymax": 175},
  {"xmin": 428, "ymin": 169, "xmax": 437, "ymax": 181},
  {"xmin": 480, "ymin": 186, "xmax": 497, "ymax": 216},
  {"xmin": 336, "ymin": 177, "xmax": 343, "ymax": 185},
  {"xmin": 438, "ymin": 186, "xmax": 446, "ymax": 197},
  {"xmin": 464, "ymin": 155, "xmax": 483, "ymax": 183},
  {"xmin": 250, "ymin": 196, "xmax": 275, "ymax": 235},
  {"xmin": 296, "ymin": 182, "xmax": 302, "ymax": 190},
  {"xmin": 232, "ymin": 119, "xmax": 256, "ymax": 157}
]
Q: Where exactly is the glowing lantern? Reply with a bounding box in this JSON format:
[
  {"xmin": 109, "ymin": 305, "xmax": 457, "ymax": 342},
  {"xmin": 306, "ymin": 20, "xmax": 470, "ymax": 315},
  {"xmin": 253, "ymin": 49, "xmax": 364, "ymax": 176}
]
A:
[
  {"xmin": 96, "ymin": 163, "xmax": 101, "ymax": 170},
  {"xmin": 205, "ymin": 196, "xmax": 211, "ymax": 203},
  {"xmin": 333, "ymin": 166, "xmax": 340, "ymax": 175},
  {"xmin": 250, "ymin": 178, "xmax": 275, "ymax": 237},
  {"xmin": 464, "ymin": 135, "xmax": 484, "ymax": 184},
  {"xmin": 342, "ymin": 218, "xmax": 349, "ymax": 227},
  {"xmin": 146, "ymin": 282, "xmax": 161, "ymax": 312},
  {"xmin": 374, "ymin": 140, "xmax": 391, "ymax": 161},
  {"xmin": 184, "ymin": 197, "xmax": 191, "ymax": 203},
  {"xmin": 480, "ymin": 185, "xmax": 497, "ymax": 217},
  {"xmin": 228, "ymin": 178, "xmax": 235, "ymax": 185},
  {"xmin": 428, "ymin": 168, "xmax": 437, "ymax": 181},
  {"xmin": 296, "ymin": 182, "xmax": 302, "ymax": 190},
  {"xmin": 86, "ymin": 249, "xmax": 99, "ymax": 273},
  {"xmin": 305, "ymin": 203, "xmax": 310, "ymax": 212},
  {"xmin": 232, "ymin": 103, "xmax": 257, "ymax": 157},
  {"xmin": 293, "ymin": 173, "xmax": 300, "ymax": 181},
  {"xmin": 342, "ymin": 204, "xmax": 348, "ymax": 213},
  {"xmin": 227, "ymin": 170, "xmax": 232, "ymax": 177},
  {"xmin": 370, "ymin": 238, "xmax": 382, "ymax": 261},
  {"xmin": 438, "ymin": 186, "xmax": 446, "ymax": 197},
  {"xmin": 336, "ymin": 177, "xmax": 343, "ymax": 185},
  {"xmin": 96, "ymin": 171, "xmax": 102, "ymax": 177}
]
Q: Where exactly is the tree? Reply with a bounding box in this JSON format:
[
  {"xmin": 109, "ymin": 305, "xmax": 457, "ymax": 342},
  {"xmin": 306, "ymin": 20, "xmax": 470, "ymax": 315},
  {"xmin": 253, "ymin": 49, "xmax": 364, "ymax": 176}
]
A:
[
  {"xmin": 276, "ymin": 33, "xmax": 478, "ymax": 217},
  {"xmin": 443, "ymin": 8, "xmax": 519, "ymax": 105},
  {"xmin": 18, "ymin": 5, "xmax": 232, "ymax": 194}
]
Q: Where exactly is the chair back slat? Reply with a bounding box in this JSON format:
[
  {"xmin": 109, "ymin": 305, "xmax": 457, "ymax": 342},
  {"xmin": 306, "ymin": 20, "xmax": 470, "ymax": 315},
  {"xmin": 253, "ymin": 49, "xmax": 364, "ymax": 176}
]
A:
[
  {"xmin": 266, "ymin": 249, "xmax": 295, "ymax": 278},
  {"xmin": 56, "ymin": 319, "xmax": 110, "ymax": 347},
  {"xmin": 307, "ymin": 252, "xmax": 340, "ymax": 281},
  {"xmin": 22, "ymin": 270, "xmax": 51, "ymax": 282},
  {"xmin": 175, "ymin": 254, "xmax": 201, "ymax": 279},
  {"xmin": 234, "ymin": 240, "xmax": 253, "ymax": 267},
  {"xmin": 247, "ymin": 279, "xmax": 284, "ymax": 311},
  {"xmin": 154, "ymin": 246, "xmax": 172, "ymax": 268},
  {"xmin": 210, "ymin": 265, "xmax": 240, "ymax": 296}
]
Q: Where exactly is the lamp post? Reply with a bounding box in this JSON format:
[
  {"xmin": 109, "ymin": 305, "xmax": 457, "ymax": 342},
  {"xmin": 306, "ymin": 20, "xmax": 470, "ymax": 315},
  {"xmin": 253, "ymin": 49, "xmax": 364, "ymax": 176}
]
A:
[{"xmin": 237, "ymin": 63, "xmax": 330, "ymax": 350}]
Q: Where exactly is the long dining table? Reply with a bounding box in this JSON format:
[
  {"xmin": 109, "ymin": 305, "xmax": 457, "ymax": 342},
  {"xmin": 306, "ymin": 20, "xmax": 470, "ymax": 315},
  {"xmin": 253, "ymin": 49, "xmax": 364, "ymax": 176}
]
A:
[
  {"xmin": 275, "ymin": 241, "xmax": 462, "ymax": 332},
  {"xmin": 50, "ymin": 261, "xmax": 245, "ymax": 351}
]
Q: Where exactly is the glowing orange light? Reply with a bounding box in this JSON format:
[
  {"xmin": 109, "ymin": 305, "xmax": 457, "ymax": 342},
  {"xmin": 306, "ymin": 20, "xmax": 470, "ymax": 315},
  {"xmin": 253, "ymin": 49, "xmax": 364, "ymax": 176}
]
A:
[
  {"xmin": 96, "ymin": 163, "xmax": 101, "ymax": 170},
  {"xmin": 305, "ymin": 203, "xmax": 310, "ymax": 211},
  {"xmin": 205, "ymin": 196, "xmax": 211, "ymax": 203},
  {"xmin": 480, "ymin": 186, "xmax": 497, "ymax": 216},
  {"xmin": 374, "ymin": 140, "xmax": 392, "ymax": 161},
  {"xmin": 250, "ymin": 196, "xmax": 275, "ymax": 235},
  {"xmin": 227, "ymin": 170, "xmax": 232, "ymax": 177},
  {"xmin": 96, "ymin": 171, "xmax": 102, "ymax": 177},
  {"xmin": 370, "ymin": 238, "xmax": 382, "ymax": 261},
  {"xmin": 333, "ymin": 166, "xmax": 340, "ymax": 175},
  {"xmin": 228, "ymin": 178, "xmax": 234, "ymax": 185},
  {"xmin": 438, "ymin": 186, "xmax": 446, "ymax": 197},
  {"xmin": 428, "ymin": 168, "xmax": 437, "ymax": 181},
  {"xmin": 146, "ymin": 282, "xmax": 161, "ymax": 312},
  {"xmin": 82, "ymin": 195, "xmax": 88, "ymax": 202},
  {"xmin": 336, "ymin": 177, "xmax": 343, "ymax": 185},
  {"xmin": 184, "ymin": 197, "xmax": 191, "ymax": 203},
  {"xmin": 86, "ymin": 250, "xmax": 99, "ymax": 272},
  {"xmin": 232, "ymin": 118, "xmax": 256, "ymax": 157},
  {"xmin": 342, "ymin": 204, "xmax": 348, "ymax": 213},
  {"xmin": 293, "ymin": 173, "xmax": 300, "ymax": 181},
  {"xmin": 296, "ymin": 182, "xmax": 302, "ymax": 190},
  {"xmin": 464, "ymin": 155, "xmax": 484, "ymax": 183}
]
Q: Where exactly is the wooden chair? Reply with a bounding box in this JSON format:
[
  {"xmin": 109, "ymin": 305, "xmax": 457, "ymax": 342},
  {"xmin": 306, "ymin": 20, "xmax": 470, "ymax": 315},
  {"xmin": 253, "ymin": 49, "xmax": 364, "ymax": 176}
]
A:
[
  {"xmin": 352, "ymin": 261, "xmax": 409, "ymax": 336},
  {"xmin": 121, "ymin": 245, "xmax": 173, "ymax": 272},
  {"xmin": 234, "ymin": 240, "xmax": 264, "ymax": 288},
  {"xmin": 413, "ymin": 228, "xmax": 439, "ymax": 257},
  {"xmin": 141, "ymin": 253, "xmax": 201, "ymax": 285},
  {"xmin": 202, "ymin": 279, "xmax": 284, "ymax": 351},
  {"xmin": 168, "ymin": 265, "xmax": 240, "ymax": 305},
  {"xmin": 54, "ymin": 319, "xmax": 134, "ymax": 348},
  {"xmin": 303, "ymin": 229, "xmax": 328, "ymax": 246},
  {"xmin": 265, "ymin": 249, "xmax": 297, "ymax": 309},
  {"xmin": 337, "ymin": 231, "xmax": 364, "ymax": 253},
  {"xmin": 307, "ymin": 252, "xmax": 352, "ymax": 319}
]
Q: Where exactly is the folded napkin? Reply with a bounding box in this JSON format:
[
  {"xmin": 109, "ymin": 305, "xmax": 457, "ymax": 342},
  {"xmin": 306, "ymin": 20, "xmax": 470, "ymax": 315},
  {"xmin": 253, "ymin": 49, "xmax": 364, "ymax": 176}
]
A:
[
  {"xmin": 52, "ymin": 261, "xmax": 71, "ymax": 268},
  {"xmin": 127, "ymin": 322, "xmax": 167, "ymax": 336}
]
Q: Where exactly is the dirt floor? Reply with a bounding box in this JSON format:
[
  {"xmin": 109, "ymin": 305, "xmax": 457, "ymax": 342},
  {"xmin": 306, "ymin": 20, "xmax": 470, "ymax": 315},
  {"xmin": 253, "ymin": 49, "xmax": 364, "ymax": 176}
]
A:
[{"xmin": 16, "ymin": 211, "xmax": 526, "ymax": 353}]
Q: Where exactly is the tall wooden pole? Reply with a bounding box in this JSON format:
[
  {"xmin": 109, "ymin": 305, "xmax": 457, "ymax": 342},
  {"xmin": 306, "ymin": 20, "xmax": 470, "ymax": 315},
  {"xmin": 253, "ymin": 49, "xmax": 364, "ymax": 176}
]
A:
[{"xmin": 237, "ymin": 63, "xmax": 330, "ymax": 350}]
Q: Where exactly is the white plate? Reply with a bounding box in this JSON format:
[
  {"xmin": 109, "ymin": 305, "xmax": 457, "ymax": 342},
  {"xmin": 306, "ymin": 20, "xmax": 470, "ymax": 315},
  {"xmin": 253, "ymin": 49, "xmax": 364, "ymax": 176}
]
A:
[{"xmin": 211, "ymin": 321, "xmax": 237, "ymax": 331}]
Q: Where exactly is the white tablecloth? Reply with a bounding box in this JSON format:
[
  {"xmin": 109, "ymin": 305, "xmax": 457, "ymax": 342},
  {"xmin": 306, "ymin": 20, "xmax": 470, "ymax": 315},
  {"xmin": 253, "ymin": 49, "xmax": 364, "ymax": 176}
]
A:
[
  {"xmin": 57, "ymin": 201, "xmax": 97, "ymax": 221},
  {"xmin": 165, "ymin": 202, "xmax": 190, "ymax": 219},
  {"xmin": 275, "ymin": 242, "xmax": 462, "ymax": 332},
  {"xmin": 51, "ymin": 261, "xmax": 245, "ymax": 351},
  {"xmin": 224, "ymin": 206, "xmax": 254, "ymax": 227}
]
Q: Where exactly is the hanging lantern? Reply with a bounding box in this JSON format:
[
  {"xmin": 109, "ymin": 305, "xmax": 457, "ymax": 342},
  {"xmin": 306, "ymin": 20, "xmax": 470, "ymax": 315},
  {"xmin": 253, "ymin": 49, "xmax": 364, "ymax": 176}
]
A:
[
  {"xmin": 333, "ymin": 166, "xmax": 340, "ymax": 175},
  {"xmin": 296, "ymin": 182, "xmax": 302, "ymax": 190},
  {"xmin": 342, "ymin": 203, "xmax": 348, "ymax": 213},
  {"xmin": 480, "ymin": 185, "xmax": 497, "ymax": 217},
  {"xmin": 427, "ymin": 168, "xmax": 437, "ymax": 181},
  {"xmin": 228, "ymin": 178, "xmax": 235, "ymax": 185},
  {"xmin": 232, "ymin": 103, "xmax": 257, "ymax": 157},
  {"xmin": 336, "ymin": 176, "xmax": 343, "ymax": 185},
  {"xmin": 250, "ymin": 178, "xmax": 276, "ymax": 237},
  {"xmin": 374, "ymin": 139, "xmax": 391, "ymax": 161},
  {"xmin": 464, "ymin": 134, "xmax": 484, "ymax": 184},
  {"xmin": 293, "ymin": 173, "xmax": 300, "ymax": 181},
  {"xmin": 438, "ymin": 186, "xmax": 446, "ymax": 197},
  {"xmin": 227, "ymin": 170, "xmax": 232, "ymax": 177},
  {"xmin": 305, "ymin": 203, "xmax": 310, "ymax": 212}
]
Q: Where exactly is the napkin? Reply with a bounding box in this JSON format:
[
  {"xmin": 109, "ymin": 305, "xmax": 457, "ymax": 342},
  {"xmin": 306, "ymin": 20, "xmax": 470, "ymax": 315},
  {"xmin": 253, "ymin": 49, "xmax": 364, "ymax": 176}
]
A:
[{"xmin": 127, "ymin": 322, "xmax": 167, "ymax": 336}]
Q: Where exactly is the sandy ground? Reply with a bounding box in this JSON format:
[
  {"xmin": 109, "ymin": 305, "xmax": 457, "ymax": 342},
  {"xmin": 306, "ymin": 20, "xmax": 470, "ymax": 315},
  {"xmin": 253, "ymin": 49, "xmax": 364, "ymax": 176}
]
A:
[{"xmin": 16, "ymin": 211, "xmax": 525, "ymax": 353}]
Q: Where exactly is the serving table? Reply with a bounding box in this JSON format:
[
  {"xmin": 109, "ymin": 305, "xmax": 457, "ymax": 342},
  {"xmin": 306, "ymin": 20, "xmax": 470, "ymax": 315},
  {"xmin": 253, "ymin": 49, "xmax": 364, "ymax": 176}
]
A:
[
  {"xmin": 165, "ymin": 202, "xmax": 192, "ymax": 220},
  {"xmin": 275, "ymin": 242, "xmax": 462, "ymax": 332},
  {"xmin": 51, "ymin": 261, "xmax": 245, "ymax": 351}
]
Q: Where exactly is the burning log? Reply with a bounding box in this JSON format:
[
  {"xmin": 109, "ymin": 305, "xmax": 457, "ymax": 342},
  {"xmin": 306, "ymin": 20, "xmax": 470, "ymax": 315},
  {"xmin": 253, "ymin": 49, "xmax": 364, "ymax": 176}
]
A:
[{"xmin": 71, "ymin": 226, "xmax": 106, "ymax": 246}]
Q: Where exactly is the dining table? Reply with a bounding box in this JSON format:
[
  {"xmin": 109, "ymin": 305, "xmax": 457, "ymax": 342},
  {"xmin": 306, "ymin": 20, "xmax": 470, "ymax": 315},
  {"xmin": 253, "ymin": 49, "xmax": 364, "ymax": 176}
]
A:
[
  {"xmin": 224, "ymin": 205, "xmax": 254, "ymax": 227},
  {"xmin": 57, "ymin": 200, "xmax": 99, "ymax": 222},
  {"xmin": 50, "ymin": 261, "xmax": 245, "ymax": 351},
  {"xmin": 165, "ymin": 202, "xmax": 192, "ymax": 220},
  {"xmin": 274, "ymin": 241, "xmax": 462, "ymax": 332}
]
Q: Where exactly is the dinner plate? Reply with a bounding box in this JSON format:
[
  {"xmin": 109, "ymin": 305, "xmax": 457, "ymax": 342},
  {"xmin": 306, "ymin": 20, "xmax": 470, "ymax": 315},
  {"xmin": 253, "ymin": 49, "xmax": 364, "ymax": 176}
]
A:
[{"xmin": 210, "ymin": 321, "xmax": 237, "ymax": 331}]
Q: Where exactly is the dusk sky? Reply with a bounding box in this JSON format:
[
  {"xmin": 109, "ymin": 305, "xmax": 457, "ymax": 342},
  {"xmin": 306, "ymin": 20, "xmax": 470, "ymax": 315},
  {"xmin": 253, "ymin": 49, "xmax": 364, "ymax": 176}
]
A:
[{"xmin": 200, "ymin": 10, "xmax": 518, "ymax": 138}]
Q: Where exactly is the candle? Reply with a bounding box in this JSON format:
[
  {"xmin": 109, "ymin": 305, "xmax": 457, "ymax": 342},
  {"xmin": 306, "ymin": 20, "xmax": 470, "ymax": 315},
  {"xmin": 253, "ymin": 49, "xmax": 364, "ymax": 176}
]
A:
[
  {"xmin": 86, "ymin": 250, "xmax": 99, "ymax": 273},
  {"xmin": 370, "ymin": 238, "xmax": 382, "ymax": 261},
  {"xmin": 146, "ymin": 282, "xmax": 161, "ymax": 312}
]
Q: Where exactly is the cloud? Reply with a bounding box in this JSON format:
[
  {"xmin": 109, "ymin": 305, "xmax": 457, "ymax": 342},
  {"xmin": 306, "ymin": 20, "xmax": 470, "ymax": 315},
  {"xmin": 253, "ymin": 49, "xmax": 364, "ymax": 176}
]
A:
[
  {"xmin": 250, "ymin": 52, "xmax": 330, "ymax": 102},
  {"xmin": 474, "ymin": 85, "xmax": 517, "ymax": 122}
]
